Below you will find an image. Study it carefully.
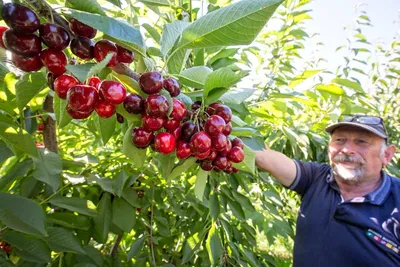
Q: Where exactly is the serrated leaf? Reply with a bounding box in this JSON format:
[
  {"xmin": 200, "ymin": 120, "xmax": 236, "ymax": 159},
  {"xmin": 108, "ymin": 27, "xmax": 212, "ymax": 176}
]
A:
[
  {"xmin": 206, "ymin": 223, "xmax": 223, "ymax": 265},
  {"xmin": 127, "ymin": 236, "xmax": 145, "ymax": 261},
  {"xmin": 195, "ymin": 168, "xmax": 208, "ymax": 201},
  {"xmin": 66, "ymin": 0, "xmax": 106, "ymax": 15},
  {"xmin": 93, "ymin": 193, "xmax": 112, "ymax": 243},
  {"xmin": 66, "ymin": 63, "xmax": 96, "ymax": 83},
  {"xmin": 112, "ymin": 197, "xmax": 136, "ymax": 232},
  {"xmin": 156, "ymin": 152, "xmax": 176, "ymax": 178},
  {"xmin": 0, "ymin": 192, "xmax": 47, "ymax": 237},
  {"xmin": 0, "ymin": 231, "xmax": 51, "ymax": 263},
  {"xmin": 86, "ymin": 175, "xmax": 114, "ymax": 194},
  {"xmin": 167, "ymin": 48, "xmax": 191, "ymax": 74},
  {"xmin": 232, "ymin": 144, "xmax": 255, "ymax": 174},
  {"xmin": 177, "ymin": 66, "xmax": 212, "ymax": 88},
  {"xmin": 142, "ymin": 23, "xmax": 161, "ymax": 43},
  {"xmin": 46, "ymin": 212, "xmax": 91, "ymax": 230},
  {"xmin": 167, "ymin": 157, "xmax": 197, "ymax": 182},
  {"xmin": 15, "ymin": 72, "xmax": 47, "ymax": 111},
  {"xmin": 122, "ymin": 126, "xmax": 147, "ymax": 167},
  {"xmin": 32, "ymin": 149, "xmax": 62, "ymax": 192},
  {"xmin": 209, "ymin": 193, "xmax": 220, "ymax": 221},
  {"xmin": 160, "ymin": 21, "xmax": 190, "ymax": 57},
  {"xmin": 53, "ymin": 95, "xmax": 72, "ymax": 128},
  {"xmin": 0, "ymin": 122, "xmax": 38, "ymax": 158},
  {"xmin": 93, "ymin": 112, "xmax": 116, "ymax": 145},
  {"xmin": 86, "ymin": 53, "xmax": 113, "ymax": 80},
  {"xmin": 49, "ymin": 196, "xmax": 98, "ymax": 217},
  {"xmin": 289, "ymin": 69, "xmax": 322, "ymax": 88},
  {"xmin": 68, "ymin": 10, "xmax": 146, "ymax": 57},
  {"xmin": 331, "ymin": 78, "xmax": 363, "ymax": 92},
  {"xmin": 47, "ymin": 227, "xmax": 86, "ymax": 254},
  {"xmin": 204, "ymin": 67, "xmax": 246, "ymax": 101}
]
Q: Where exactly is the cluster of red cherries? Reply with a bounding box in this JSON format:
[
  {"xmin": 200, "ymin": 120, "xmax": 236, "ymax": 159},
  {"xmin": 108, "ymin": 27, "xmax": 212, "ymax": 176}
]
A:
[
  {"xmin": 0, "ymin": 3, "xmax": 134, "ymax": 74},
  {"xmin": 127, "ymin": 72, "xmax": 245, "ymax": 173}
]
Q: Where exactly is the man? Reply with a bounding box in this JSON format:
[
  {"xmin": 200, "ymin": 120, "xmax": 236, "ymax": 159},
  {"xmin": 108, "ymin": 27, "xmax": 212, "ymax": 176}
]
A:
[{"xmin": 255, "ymin": 114, "xmax": 399, "ymax": 266}]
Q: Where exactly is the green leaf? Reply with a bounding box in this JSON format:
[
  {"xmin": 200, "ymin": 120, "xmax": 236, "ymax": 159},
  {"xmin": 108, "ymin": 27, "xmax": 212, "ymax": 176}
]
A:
[
  {"xmin": 93, "ymin": 113, "xmax": 116, "ymax": 145},
  {"xmin": 194, "ymin": 168, "xmax": 208, "ymax": 201},
  {"xmin": 86, "ymin": 53, "xmax": 114, "ymax": 80},
  {"xmin": 66, "ymin": 63, "xmax": 96, "ymax": 83},
  {"xmin": 138, "ymin": 0, "xmax": 170, "ymax": 6},
  {"xmin": 167, "ymin": 157, "xmax": 197, "ymax": 182},
  {"xmin": 167, "ymin": 48, "xmax": 191, "ymax": 74},
  {"xmin": 160, "ymin": 21, "xmax": 190, "ymax": 57},
  {"xmin": 47, "ymin": 227, "xmax": 86, "ymax": 254},
  {"xmin": 315, "ymin": 84, "xmax": 345, "ymax": 95},
  {"xmin": 127, "ymin": 236, "xmax": 145, "ymax": 261},
  {"xmin": 66, "ymin": 0, "xmax": 106, "ymax": 15},
  {"xmin": 289, "ymin": 69, "xmax": 322, "ymax": 88},
  {"xmin": 206, "ymin": 223, "xmax": 223, "ymax": 265},
  {"xmin": 112, "ymin": 197, "xmax": 136, "ymax": 233},
  {"xmin": 68, "ymin": 10, "xmax": 146, "ymax": 57},
  {"xmin": 182, "ymin": 232, "xmax": 203, "ymax": 264},
  {"xmin": 32, "ymin": 149, "xmax": 62, "ymax": 192},
  {"xmin": 232, "ymin": 191, "xmax": 255, "ymax": 212},
  {"xmin": 142, "ymin": 23, "xmax": 161, "ymax": 43},
  {"xmin": 156, "ymin": 153, "xmax": 176, "ymax": 178},
  {"xmin": 227, "ymin": 199, "xmax": 245, "ymax": 220},
  {"xmin": 232, "ymin": 144, "xmax": 255, "ymax": 174},
  {"xmin": 331, "ymin": 78, "xmax": 363, "ymax": 92},
  {"xmin": 0, "ymin": 231, "xmax": 51, "ymax": 263},
  {"xmin": 0, "ymin": 159, "xmax": 33, "ymax": 191},
  {"xmin": 177, "ymin": 66, "xmax": 212, "ymax": 88},
  {"xmin": 174, "ymin": 93, "xmax": 193, "ymax": 109},
  {"xmin": 122, "ymin": 126, "xmax": 147, "ymax": 167},
  {"xmin": 15, "ymin": 72, "xmax": 47, "ymax": 111},
  {"xmin": 204, "ymin": 68, "xmax": 246, "ymax": 102},
  {"xmin": 53, "ymin": 95, "xmax": 72, "ymax": 128},
  {"xmin": 177, "ymin": 0, "xmax": 283, "ymax": 50},
  {"xmin": 105, "ymin": 0, "xmax": 122, "ymax": 8},
  {"xmin": 93, "ymin": 193, "xmax": 112, "ymax": 243},
  {"xmin": 231, "ymin": 127, "xmax": 257, "ymax": 136},
  {"xmin": 0, "ymin": 122, "xmax": 39, "ymax": 158},
  {"xmin": 49, "ymin": 196, "xmax": 98, "ymax": 217},
  {"xmin": 113, "ymin": 170, "xmax": 129, "ymax": 198},
  {"xmin": 219, "ymin": 88, "xmax": 256, "ymax": 105},
  {"xmin": 0, "ymin": 192, "xmax": 47, "ymax": 237},
  {"xmin": 46, "ymin": 212, "xmax": 91, "ymax": 230},
  {"xmin": 209, "ymin": 193, "xmax": 220, "ymax": 221},
  {"xmin": 0, "ymin": 140, "xmax": 13, "ymax": 166}
]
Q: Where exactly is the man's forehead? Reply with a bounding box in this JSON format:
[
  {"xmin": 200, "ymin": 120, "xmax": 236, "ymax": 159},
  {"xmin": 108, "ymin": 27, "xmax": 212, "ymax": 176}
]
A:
[{"xmin": 331, "ymin": 126, "xmax": 377, "ymax": 138}]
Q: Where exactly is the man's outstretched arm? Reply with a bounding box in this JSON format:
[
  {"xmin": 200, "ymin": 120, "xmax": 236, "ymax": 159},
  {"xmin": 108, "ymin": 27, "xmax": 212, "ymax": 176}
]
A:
[{"xmin": 255, "ymin": 149, "xmax": 297, "ymax": 187}]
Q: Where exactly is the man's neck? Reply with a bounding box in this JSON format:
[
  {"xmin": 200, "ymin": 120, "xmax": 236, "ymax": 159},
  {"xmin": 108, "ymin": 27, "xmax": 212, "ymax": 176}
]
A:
[{"xmin": 335, "ymin": 174, "xmax": 382, "ymax": 201}]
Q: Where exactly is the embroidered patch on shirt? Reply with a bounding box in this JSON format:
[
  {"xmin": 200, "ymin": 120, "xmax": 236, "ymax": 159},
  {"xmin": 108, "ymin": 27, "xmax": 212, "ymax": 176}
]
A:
[{"xmin": 366, "ymin": 229, "xmax": 400, "ymax": 254}]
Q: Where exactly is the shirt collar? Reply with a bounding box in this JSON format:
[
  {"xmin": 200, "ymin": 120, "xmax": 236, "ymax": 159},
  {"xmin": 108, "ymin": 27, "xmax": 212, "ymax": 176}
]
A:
[{"xmin": 326, "ymin": 169, "xmax": 391, "ymax": 205}]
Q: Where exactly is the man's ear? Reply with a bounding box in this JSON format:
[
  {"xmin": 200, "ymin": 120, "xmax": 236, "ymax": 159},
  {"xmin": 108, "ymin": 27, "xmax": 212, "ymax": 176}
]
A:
[{"xmin": 383, "ymin": 145, "xmax": 397, "ymax": 165}]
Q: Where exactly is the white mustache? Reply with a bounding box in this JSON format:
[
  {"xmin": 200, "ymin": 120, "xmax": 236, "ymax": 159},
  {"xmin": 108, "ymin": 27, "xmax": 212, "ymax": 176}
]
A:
[{"xmin": 333, "ymin": 154, "xmax": 365, "ymax": 165}]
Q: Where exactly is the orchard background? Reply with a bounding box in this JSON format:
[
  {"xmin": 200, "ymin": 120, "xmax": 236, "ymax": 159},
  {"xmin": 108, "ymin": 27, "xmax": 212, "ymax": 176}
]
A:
[{"xmin": 0, "ymin": 0, "xmax": 399, "ymax": 266}]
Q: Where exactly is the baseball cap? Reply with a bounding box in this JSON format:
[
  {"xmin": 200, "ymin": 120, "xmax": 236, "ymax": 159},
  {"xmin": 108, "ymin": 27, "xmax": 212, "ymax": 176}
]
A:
[{"xmin": 325, "ymin": 114, "xmax": 388, "ymax": 139}]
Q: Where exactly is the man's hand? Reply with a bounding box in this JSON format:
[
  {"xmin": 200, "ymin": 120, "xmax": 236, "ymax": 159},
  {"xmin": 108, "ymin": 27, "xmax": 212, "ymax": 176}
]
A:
[{"xmin": 255, "ymin": 149, "xmax": 297, "ymax": 187}]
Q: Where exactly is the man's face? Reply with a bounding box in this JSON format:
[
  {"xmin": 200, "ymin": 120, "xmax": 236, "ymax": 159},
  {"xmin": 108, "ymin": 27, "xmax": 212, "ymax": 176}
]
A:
[{"xmin": 328, "ymin": 126, "xmax": 386, "ymax": 183}]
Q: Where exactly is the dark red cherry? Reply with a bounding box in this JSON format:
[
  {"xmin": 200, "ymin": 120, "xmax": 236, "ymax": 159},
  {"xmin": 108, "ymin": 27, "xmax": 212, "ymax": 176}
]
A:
[
  {"xmin": 214, "ymin": 105, "xmax": 232, "ymax": 123},
  {"xmin": 69, "ymin": 18, "xmax": 97, "ymax": 39},
  {"xmin": 116, "ymin": 45, "xmax": 134, "ymax": 64},
  {"xmin": 139, "ymin": 72, "xmax": 163, "ymax": 94},
  {"xmin": 66, "ymin": 104, "xmax": 92, "ymax": 119},
  {"xmin": 222, "ymin": 122, "xmax": 232, "ymax": 136},
  {"xmin": 195, "ymin": 149, "xmax": 211, "ymax": 160},
  {"xmin": 181, "ymin": 121, "xmax": 199, "ymax": 141},
  {"xmin": 66, "ymin": 85, "xmax": 99, "ymax": 113},
  {"xmin": 190, "ymin": 131, "xmax": 211, "ymax": 154},
  {"xmin": 145, "ymin": 94, "xmax": 170, "ymax": 117},
  {"xmin": 2, "ymin": 3, "xmax": 40, "ymax": 33},
  {"xmin": 94, "ymin": 40, "xmax": 118, "ymax": 67},
  {"xmin": 47, "ymin": 73, "xmax": 57, "ymax": 91},
  {"xmin": 170, "ymin": 99, "xmax": 187, "ymax": 121},
  {"xmin": 204, "ymin": 115, "xmax": 226, "ymax": 137},
  {"xmin": 99, "ymin": 81, "xmax": 126, "ymax": 105},
  {"xmin": 163, "ymin": 78, "xmax": 180, "ymax": 97},
  {"xmin": 213, "ymin": 156, "xmax": 228, "ymax": 170},
  {"xmin": 191, "ymin": 101, "xmax": 202, "ymax": 111},
  {"xmin": 154, "ymin": 132, "xmax": 176, "ymax": 154},
  {"xmin": 54, "ymin": 74, "xmax": 80, "ymax": 99},
  {"xmin": 164, "ymin": 119, "xmax": 180, "ymax": 131},
  {"xmin": 40, "ymin": 49, "xmax": 68, "ymax": 75},
  {"xmin": 116, "ymin": 113, "xmax": 124, "ymax": 123},
  {"xmin": 88, "ymin": 77, "xmax": 101, "ymax": 89},
  {"xmin": 206, "ymin": 149, "xmax": 217, "ymax": 161},
  {"xmin": 232, "ymin": 138, "xmax": 244, "ymax": 149},
  {"xmin": 218, "ymin": 139, "xmax": 232, "ymax": 157},
  {"xmin": 0, "ymin": 26, "xmax": 9, "ymax": 48},
  {"xmin": 228, "ymin": 147, "xmax": 244, "ymax": 163},
  {"xmin": 3, "ymin": 29, "xmax": 42, "ymax": 57},
  {"xmin": 200, "ymin": 160, "xmax": 213, "ymax": 171},
  {"xmin": 11, "ymin": 53, "xmax": 42, "ymax": 72},
  {"xmin": 142, "ymin": 114, "xmax": 165, "ymax": 131},
  {"xmin": 95, "ymin": 99, "xmax": 115, "ymax": 118},
  {"xmin": 176, "ymin": 141, "xmax": 192, "ymax": 159},
  {"xmin": 168, "ymin": 126, "xmax": 182, "ymax": 141},
  {"xmin": 206, "ymin": 102, "xmax": 222, "ymax": 115},
  {"xmin": 211, "ymin": 134, "xmax": 228, "ymax": 151},
  {"xmin": 39, "ymin": 23, "xmax": 70, "ymax": 51},
  {"xmin": 70, "ymin": 36, "xmax": 94, "ymax": 60},
  {"xmin": 123, "ymin": 94, "xmax": 144, "ymax": 114},
  {"xmin": 132, "ymin": 127, "xmax": 154, "ymax": 148}
]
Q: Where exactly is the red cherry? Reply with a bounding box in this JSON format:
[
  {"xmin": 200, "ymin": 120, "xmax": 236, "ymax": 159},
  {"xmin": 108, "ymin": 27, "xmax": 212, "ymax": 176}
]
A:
[
  {"xmin": 181, "ymin": 121, "xmax": 199, "ymax": 141},
  {"xmin": 95, "ymin": 99, "xmax": 115, "ymax": 118},
  {"xmin": 124, "ymin": 93, "xmax": 144, "ymax": 114},
  {"xmin": 145, "ymin": 94, "xmax": 170, "ymax": 117},
  {"xmin": 190, "ymin": 131, "xmax": 211, "ymax": 154},
  {"xmin": 69, "ymin": 18, "xmax": 97, "ymax": 39},
  {"xmin": 132, "ymin": 127, "xmax": 154, "ymax": 148},
  {"xmin": 70, "ymin": 36, "xmax": 94, "ymax": 60},
  {"xmin": 232, "ymin": 138, "xmax": 244, "ymax": 149},
  {"xmin": 139, "ymin": 72, "xmax": 163, "ymax": 94},
  {"xmin": 0, "ymin": 26, "xmax": 9, "ymax": 48},
  {"xmin": 54, "ymin": 74, "xmax": 80, "ymax": 99},
  {"xmin": 164, "ymin": 119, "xmax": 180, "ymax": 131},
  {"xmin": 99, "ymin": 81, "xmax": 126, "ymax": 105},
  {"xmin": 218, "ymin": 139, "xmax": 232, "ymax": 157},
  {"xmin": 142, "ymin": 113, "xmax": 166, "ymax": 131},
  {"xmin": 39, "ymin": 48, "xmax": 68, "ymax": 75},
  {"xmin": 211, "ymin": 134, "xmax": 228, "ymax": 151},
  {"xmin": 39, "ymin": 23, "xmax": 70, "ymax": 51},
  {"xmin": 38, "ymin": 123, "xmax": 45, "ymax": 131},
  {"xmin": 67, "ymin": 85, "xmax": 99, "ymax": 113},
  {"xmin": 195, "ymin": 149, "xmax": 211, "ymax": 160},
  {"xmin": 170, "ymin": 99, "xmax": 187, "ymax": 121},
  {"xmin": 223, "ymin": 122, "xmax": 232, "ymax": 136},
  {"xmin": 154, "ymin": 132, "xmax": 176, "ymax": 154},
  {"xmin": 3, "ymin": 29, "xmax": 42, "ymax": 57},
  {"xmin": 163, "ymin": 78, "xmax": 180, "ymax": 97},
  {"xmin": 206, "ymin": 149, "xmax": 217, "ymax": 161},
  {"xmin": 116, "ymin": 45, "xmax": 134, "ymax": 64},
  {"xmin": 206, "ymin": 102, "xmax": 222, "ymax": 115},
  {"xmin": 214, "ymin": 105, "xmax": 232, "ymax": 123},
  {"xmin": 66, "ymin": 104, "xmax": 92, "ymax": 119},
  {"xmin": 168, "ymin": 126, "xmax": 182, "ymax": 141},
  {"xmin": 204, "ymin": 115, "xmax": 226, "ymax": 137},
  {"xmin": 94, "ymin": 40, "xmax": 118, "ymax": 67},
  {"xmin": 88, "ymin": 77, "xmax": 102, "ymax": 89},
  {"xmin": 213, "ymin": 156, "xmax": 228, "ymax": 170},
  {"xmin": 200, "ymin": 160, "xmax": 214, "ymax": 171},
  {"xmin": 232, "ymin": 167, "xmax": 239, "ymax": 173},
  {"xmin": 116, "ymin": 113, "xmax": 124, "ymax": 123},
  {"xmin": 2, "ymin": 3, "xmax": 40, "ymax": 33},
  {"xmin": 11, "ymin": 53, "xmax": 42, "ymax": 72},
  {"xmin": 228, "ymin": 146, "xmax": 244, "ymax": 163},
  {"xmin": 176, "ymin": 141, "xmax": 192, "ymax": 159}
]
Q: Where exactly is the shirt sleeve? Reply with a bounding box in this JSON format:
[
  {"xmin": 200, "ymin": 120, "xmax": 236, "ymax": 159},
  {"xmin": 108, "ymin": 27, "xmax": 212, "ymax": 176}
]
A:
[{"xmin": 284, "ymin": 160, "xmax": 325, "ymax": 197}]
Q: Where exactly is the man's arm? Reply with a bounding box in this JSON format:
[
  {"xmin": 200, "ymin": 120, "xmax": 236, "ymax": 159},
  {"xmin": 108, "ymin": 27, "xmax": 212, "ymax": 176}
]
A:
[{"xmin": 255, "ymin": 149, "xmax": 297, "ymax": 187}]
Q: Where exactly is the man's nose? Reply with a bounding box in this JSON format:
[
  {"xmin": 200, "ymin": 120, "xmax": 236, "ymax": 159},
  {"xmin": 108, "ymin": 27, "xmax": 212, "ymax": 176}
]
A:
[{"xmin": 341, "ymin": 141, "xmax": 356, "ymax": 154}]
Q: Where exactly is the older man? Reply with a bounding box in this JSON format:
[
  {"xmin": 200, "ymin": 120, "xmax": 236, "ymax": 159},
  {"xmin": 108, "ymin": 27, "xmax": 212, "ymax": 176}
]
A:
[{"xmin": 255, "ymin": 114, "xmax": 399, "ymax": 266}]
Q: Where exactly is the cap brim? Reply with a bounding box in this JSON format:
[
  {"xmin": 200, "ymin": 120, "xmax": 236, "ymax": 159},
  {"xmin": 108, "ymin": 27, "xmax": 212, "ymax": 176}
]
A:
[{"xmin": 325, "ymin": 122, "xmax": 387, "ymax": 139}]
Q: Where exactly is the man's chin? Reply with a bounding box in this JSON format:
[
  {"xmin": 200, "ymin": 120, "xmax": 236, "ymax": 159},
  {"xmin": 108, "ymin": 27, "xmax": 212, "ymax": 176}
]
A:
[{"xmin": 332, "ymin": 165, "xmax": 362, "ymax": 183}]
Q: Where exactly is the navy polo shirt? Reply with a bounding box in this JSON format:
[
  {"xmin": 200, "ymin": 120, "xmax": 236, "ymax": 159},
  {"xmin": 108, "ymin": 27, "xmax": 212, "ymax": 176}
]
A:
[{"xmin": 288, "ymin": 160, "xmax": 400, "ymax": 267}]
